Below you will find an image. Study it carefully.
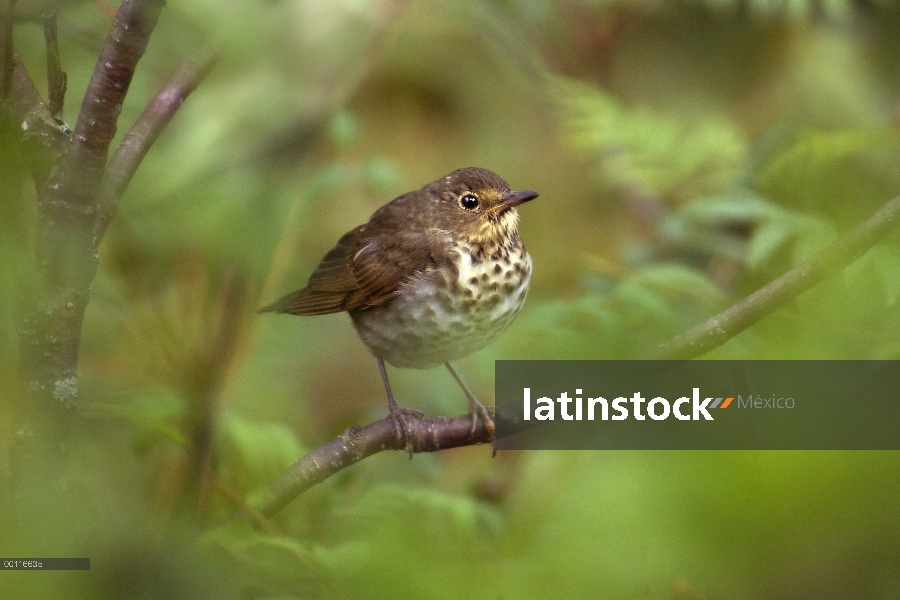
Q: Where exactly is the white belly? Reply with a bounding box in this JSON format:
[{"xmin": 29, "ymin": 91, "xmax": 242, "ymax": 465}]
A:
[{"xmin": 350, "ymin": 247, "xmax": 531, "ymax": 369}]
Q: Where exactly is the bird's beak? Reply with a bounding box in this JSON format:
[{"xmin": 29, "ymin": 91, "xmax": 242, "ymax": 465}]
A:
[{"xmin": 503, "ymin": 190, "xmax": 539, "ymax": 208}]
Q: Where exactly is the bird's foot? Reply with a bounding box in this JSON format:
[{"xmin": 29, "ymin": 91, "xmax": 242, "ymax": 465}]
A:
[
  {"xmin": 468, "ymin": 397, "xmax": 495, "ymax": 439},
  {"xmin": 387, "ymin": 397, "xmax": 423, "ymax": 457},
  {"xmin": 444, "ymin": 363, "xmax": 495, "ymax": 446}
]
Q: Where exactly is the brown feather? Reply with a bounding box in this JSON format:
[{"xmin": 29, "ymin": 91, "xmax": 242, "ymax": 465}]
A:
[
  {"xmin": 259, "ymin": 225, "xmax": 450, "ymax": 316},
  {"xmin": 259, "ymin": 167, "xmax": 526, "ymax": 318}
]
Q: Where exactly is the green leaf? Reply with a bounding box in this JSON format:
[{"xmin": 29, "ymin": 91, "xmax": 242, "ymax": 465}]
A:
[
  {"xmin": 628, "ymin": 263, "xmax": 724, "ymax": 300},
  {"xmin": 218, "ymin": 413, "xmax": 305, "ymax": 494},
  {"xmin": 201, "ymin": 524, "xmax": 325, "ymax": 589},
  {"xmin": 671, "ymin": 193, "xmax": 837, "ymax": 269},
  {"xmin": 89, "ymin": 393, "xmax": 190, "ymax": 453},
  {"xmin": 557, "ymin": 77, "xmax": 747, "ymax": 199},
  {"xmin": 844, "ymin": 245, "xmax": 900, "ymax": 307},
  {"xmin": 672, "ymin": 192, "xmax": 782, "ymax": 224},
  {"xmin": 756, "ymin": 127, "xmax": 900, "ymax": 192},
  {"xmin": 334, "ymin": 484, "xmax": 503, "ymax": 542},
  {"xmin": 746, "ymin": 220, "xmax": 795, "ymax": 269}
]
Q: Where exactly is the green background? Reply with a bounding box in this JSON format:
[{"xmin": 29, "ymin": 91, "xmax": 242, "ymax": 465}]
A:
[{"xmin": 2, "ymin": 1, "xmax": 900, "ymax": 598}]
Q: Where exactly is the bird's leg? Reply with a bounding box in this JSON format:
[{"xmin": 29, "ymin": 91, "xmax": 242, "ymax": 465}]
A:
[
  {"xmin": 445, "ymin": 362, "xmax": 495, "ymax": 438},
  {"xmin": 377, "ymin": 357, "xmax": 419, "ymax": 456}
]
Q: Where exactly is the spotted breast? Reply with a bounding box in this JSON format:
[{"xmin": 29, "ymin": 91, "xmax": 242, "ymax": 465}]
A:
[{"xmin": 350, "ymin": 217, "xmax": 532, "ymax": 369}]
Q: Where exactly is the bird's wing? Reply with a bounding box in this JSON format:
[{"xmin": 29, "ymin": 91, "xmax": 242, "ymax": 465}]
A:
[{"xmin": 260, "ymin": 226, "xmax": 450, "ymax": 316}]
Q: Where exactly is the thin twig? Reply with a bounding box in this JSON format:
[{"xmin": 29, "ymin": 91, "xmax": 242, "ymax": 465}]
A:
[
  {"xmin": 94, "ymin": 43, "xmax": 219, "ymax": 240},
  {"xmin": 57, "ymin": 0, "xmax": 166, "ymax": 209},
  {"xmin": 241, "ymin": 414, "xmax": 491, "ymax": 520},
  {"xmin": 42, "ymin": 11, "xmax": 66, "ymax": 118},
  {"xmin": 645, "ymin": 193, "xmax": 900, "ymax": 360}
]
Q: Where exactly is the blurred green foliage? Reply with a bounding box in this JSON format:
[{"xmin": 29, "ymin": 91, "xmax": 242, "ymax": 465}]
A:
[{"xmin": 3, "ymin": 1, "xmax": 900, "ymax": 599}]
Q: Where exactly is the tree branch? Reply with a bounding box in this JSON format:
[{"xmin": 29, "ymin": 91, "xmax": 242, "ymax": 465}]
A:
[
  {"xmin": 95, "ymin": 43, "xmax": 219, "ymax": 240},
  {"xmin": 644, "ymin": 192, "xmax": 900, "ymax": 360},
  {"xmin": 42, "ymin": 11, "xmax": 66, "ymax": 118},
  {"xmin": 57, "ymin": 0, "xmax": 165, "ymax": 209},
  {"xmin": 243, "ymin": 414, "xmax": 491, "ymax": 520}
]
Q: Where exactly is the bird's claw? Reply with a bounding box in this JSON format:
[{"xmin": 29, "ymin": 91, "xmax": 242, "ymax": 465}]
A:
[
  {"xmin": 388, "ymin": 402, "xmax": 423, "ymax": 457},
  {"xmin": 468, "ymin": 398, "xmax": 495, "ymax": 439}
]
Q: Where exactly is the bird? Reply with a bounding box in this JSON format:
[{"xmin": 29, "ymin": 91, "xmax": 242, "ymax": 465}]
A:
[{"xmin": 260, "ymin": 167, "xmax": 538, "ymax": 453}]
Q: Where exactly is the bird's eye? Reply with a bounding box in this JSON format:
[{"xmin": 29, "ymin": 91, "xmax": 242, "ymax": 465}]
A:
[{"xmin": 459, "ymin": 194, "xmax": 479, "ymax": 210}]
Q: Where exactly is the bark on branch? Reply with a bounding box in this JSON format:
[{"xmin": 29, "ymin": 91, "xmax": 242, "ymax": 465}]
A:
[
  {"xmin": 57, "ymin": 0, "xmax": 165, "ymax": 209},
  {"xmin": 95, "ymin": 43, "xmax": 219, "ymax": 239},
  {"xmin": 247, "ymin": 414, "xmax": 492, "ymax": 521}
]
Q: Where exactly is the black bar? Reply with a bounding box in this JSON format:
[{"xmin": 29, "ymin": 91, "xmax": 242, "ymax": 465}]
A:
[
  {"xmin": 1, "ymin": 558, "xmax": 90, "ymax": 570},
  {"xmin": 496, "ymin": 360, "xmax": 900, "ymax": 450}
]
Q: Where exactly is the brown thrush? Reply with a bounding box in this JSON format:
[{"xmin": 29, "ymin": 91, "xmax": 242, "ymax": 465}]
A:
[{"xmin": 260, "ymin": 167, "xmax": 538, "ymax": 452}]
